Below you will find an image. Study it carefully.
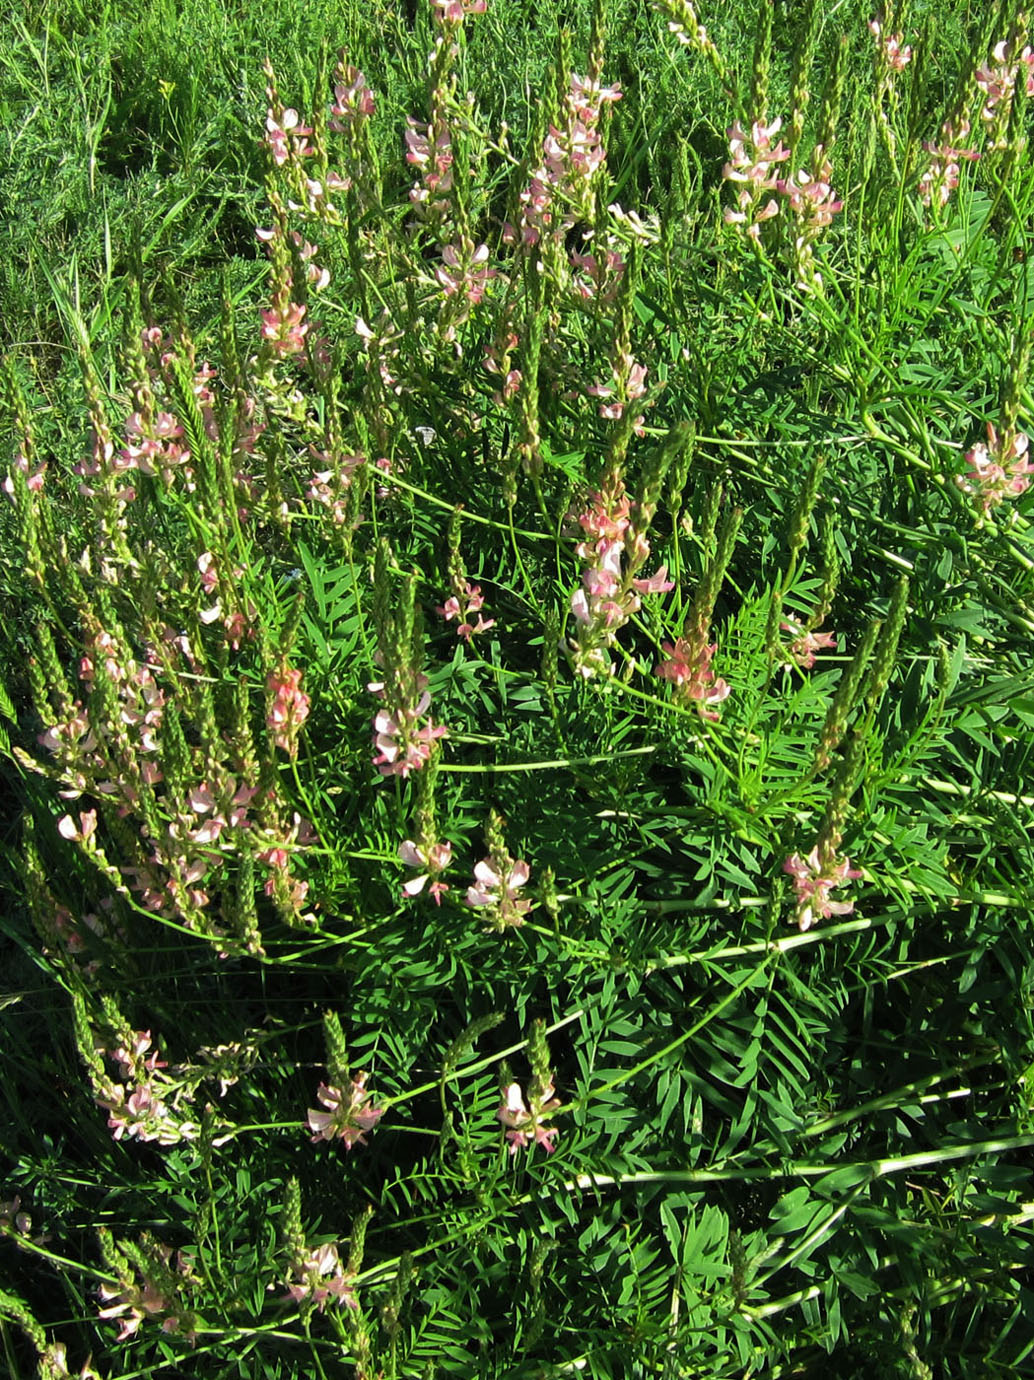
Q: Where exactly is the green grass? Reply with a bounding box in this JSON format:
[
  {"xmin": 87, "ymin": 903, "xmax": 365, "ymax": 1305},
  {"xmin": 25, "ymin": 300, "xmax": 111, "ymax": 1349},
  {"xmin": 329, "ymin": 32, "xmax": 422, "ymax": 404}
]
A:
[{"xmin": 1, "ymin": 0, "xmax": 1034, "ymax": 1376}]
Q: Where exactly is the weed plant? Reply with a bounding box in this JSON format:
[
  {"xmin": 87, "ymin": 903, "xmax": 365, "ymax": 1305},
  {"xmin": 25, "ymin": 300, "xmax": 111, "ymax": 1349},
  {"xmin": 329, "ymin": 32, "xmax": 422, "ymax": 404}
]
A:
[{"xmin": 2, "ymin": 0, "xmax": 1034, "ymax": 1376}]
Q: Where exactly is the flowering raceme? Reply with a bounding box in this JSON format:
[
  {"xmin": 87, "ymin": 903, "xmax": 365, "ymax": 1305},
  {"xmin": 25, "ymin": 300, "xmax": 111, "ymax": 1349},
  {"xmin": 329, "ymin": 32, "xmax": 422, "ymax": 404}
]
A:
[
  {"xmin": 436, "ymin": 238, "xmax": 495, "ymax": 305},
  {"xmin": 956, "ymin": 423, "xmax": 1033, "ymax": 514},
  {"xmin": 776, "ymin": 148, "xmax": 843, "ymax": 292},
  {"xmin": 722, "ymin": 118, "xmax": 790, "ymax": 239},
  {"xmin": 781, "ymin": 619, "xmax": 837, "ymax": 670},
  {"xmin": 399, "ymin": 837, "xmax": 452, "ymax": 904},
  {"xmin": 567, "ymin": 478, "xmax": 673, "ymax": 678},
  {"xmin": 466, "ymin": 856, "xmax": 532, "ymax": 929},
  {"xmin": 975, "ymin": 38, "xmax": 1034, "ymax": 147},
  {"xmin": 307, "ymin": 1074, "xmax": 385, "ymax": 1148},
  {"xmin": 406, "ymin": 117, "xmax": 454, "ymax": 211},
  {"xmin": 438, "ymin": 580, "xmax": 495, "ymax": 641},
  {"xmin": 285, "ymin": 1241, "xmax": 358, "ymax": 1311},
  {"xmin": 868, "ymin": 17, "xmax": 912, "ymax": 70},
  {"xmin": 497, "ymin": 1077, "xmax": 560, "ymax": 1155},
  {"xmin": 918, "ymin": 119, "xmax": 979, "ymax": 209},
  {"xmin": 784, "ymin": 847, "xmax": 861, "ymax": 931},
  {"xmin": 656, "ymin": 634, "xmax": 730, "ymax": 721},
  {"xmin": 265, "ymin": 106, "xmax": 315, "ymax": 169},
  {"xmin": 370, "ymin": 677, "xmax": 449, "ymax": 778},
  {"xmin": 91, "ymin": 1028, "xmax": 202, "ymax": 1147},
  {"xmin": 329, "ymin": 66, "xmax": 375, "ymax": 128},
  {"xmin": 506, "ymin": 74, "xmax": 621, "ymax": 248},
  {"xmin": 267, "ymin": 663, "xmax": 310, "ymax": 757}
]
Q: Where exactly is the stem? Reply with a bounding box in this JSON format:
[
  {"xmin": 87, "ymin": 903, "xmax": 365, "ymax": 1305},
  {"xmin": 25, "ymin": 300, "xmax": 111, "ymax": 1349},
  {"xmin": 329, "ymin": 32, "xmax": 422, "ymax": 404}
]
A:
[{"xmin": 439, "ymin": 746, "xmax": 657, "ymax": 773}]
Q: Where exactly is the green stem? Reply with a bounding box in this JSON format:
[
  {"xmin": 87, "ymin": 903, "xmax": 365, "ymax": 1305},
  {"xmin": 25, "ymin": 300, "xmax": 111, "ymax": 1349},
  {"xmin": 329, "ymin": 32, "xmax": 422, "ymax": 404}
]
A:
[{"xmin": 439, "ymin": 745, "xmax": 656, "ymax": 773}]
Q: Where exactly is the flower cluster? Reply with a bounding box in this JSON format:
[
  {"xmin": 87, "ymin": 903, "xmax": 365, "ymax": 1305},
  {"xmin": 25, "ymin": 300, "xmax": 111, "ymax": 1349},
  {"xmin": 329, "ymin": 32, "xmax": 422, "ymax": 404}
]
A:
[
  {"xmin": 784, "ymin": 846, "xmax": 862, "ymax": 932},
  {"xmin": 97, "ymin": 1237, "xmax": 197, "ymax": 1343},
  {"xmin": 399, "ymin": 838, "xmax": 453, "ymax": 904},
  {"xmin": 285, "ymin": 1241, "xmax": 358, "ymax": 1311},
  {"xmin": 567, "ymin": 477, "xmax": 673, "ymax": 678},
  {"xmin": 781, "ymin": 619, "xmax": 837, "ymax": 670},
  {"xmin": 437, "ymin": 580, "xmax": 495, "ymax": 641},
  {"xmin": 506, "ymin": 74, "xmax": 622, "ymax": 248},
  {"xmin": 75, "ymin": 328, "xmax": 226, "ymax": 504},
  {"xmin": 652, "ymin": 0, "xmax": 724, "ymax": 69},
  {"xmin": 267, "ymin": 663, "xmax": 311, "ymax": 758},
  {"xmin": 436, "ymin": 237, "xmax": 495, "ymax": 305},
  {"xmin": 975, "ymin": 39, "xmax": 1034, "ymax": 142},
  {"xmin": 265, "ymin": 105, "xmax": 315, "ymax": 169},
  {"xmin": 42, "ymin": 626, "xmax": 164, "ymax": 804},
  {"xmin": 307, "ymin": 1074, "xmax": 385, "ymax": 1148},
  {"xmin": 197, "ymin": 550, "xmax": 258, "ymax": 648},
  {"xmin": 466, "ymin": 816, "xmax": 533, "ymax": 930},
  {"xmin": 569, "ymin": 241, "xmax": 626, "ymax": 303},
  {"xmin": 307, "ymin": 448, "xmax": 365, "ymax": 526},
  {"xmin": 434, "ymin": 234, "xmax": 497, "ymax": 340},
  {"xmin": 722, "ymin": 118, "xmax": 843, "ymax": 284},
  {"xmin": 92, "ymin": 1029, "xmax": 200, "ymax": 1146},
  {"xmin": 956, "ymin": 423, "xmax": 1033, "ymax": 515},
  {"xmin": 258, "ymin": 244, "xmax": 310, "ymax": 359},
  {"xmin": 919, "ymin": 118, "xmax": 980, "ymax": 208},
  {"xmin": 38, "ymin": 621, "xmax": 312, "ymax": 942},
  {"xmin": 868, "ymin": 17, "xmax": 912, "ymax": 71},
  {"xmin": 370, "ymin": 672, "xmax": 449, "ymax": 777},
  {"xmin": 466, "ymin": 855, "xmax": 532, "ymax": 929},
  {"xmin": 433, "ymin": 0, "xmax": 487, "ymax": 18},
  {"xmin": 776, "ymin": 150, "xmax": 843, "ymax": 291},
  {"xmin": 2, "ymin": 443, "xmax": 45, "ymax": 498},
  {"xmin": 404, "ymin": 0, "xmax": 487, "ymax": 224},
  {"xmin": 329, "ymin": 65, "xmax": 375, "ymax": 128},
  {"xmin": 484, "ymin": 322, "xmax": 522, "ymax": 405},
  {"xmin": 588, "ymin": 359, "xmax": 648, "ymax": 424},
  {"xmin": 722, "ymin": 118, "xmax": 790, "ymax": 239},
  {"xmin": 405, "ymin": 116, "xmax": 454, "ymax": 217},
  {"xmin": 497, "ymin": 1076, "xmax": 560, "ymax": 1155},
  {"xmin": 656, "ymin": 633, "xmax": 730, "ymax": 721}
]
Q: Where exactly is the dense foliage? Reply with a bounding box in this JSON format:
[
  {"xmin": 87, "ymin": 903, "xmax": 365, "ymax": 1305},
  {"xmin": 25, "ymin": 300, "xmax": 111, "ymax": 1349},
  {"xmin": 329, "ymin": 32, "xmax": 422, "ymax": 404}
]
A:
[{"xmin": 2, "ymin": 0, "xmax": 1034, "ymax": 1375}]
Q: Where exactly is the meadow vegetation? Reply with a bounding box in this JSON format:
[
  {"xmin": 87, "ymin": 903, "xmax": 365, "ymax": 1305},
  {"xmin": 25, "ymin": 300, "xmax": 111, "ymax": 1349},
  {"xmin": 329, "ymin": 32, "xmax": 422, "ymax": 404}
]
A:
[{"xmin": 2, "ymin": 0, "xmax": 1034, "ymax": 1375}]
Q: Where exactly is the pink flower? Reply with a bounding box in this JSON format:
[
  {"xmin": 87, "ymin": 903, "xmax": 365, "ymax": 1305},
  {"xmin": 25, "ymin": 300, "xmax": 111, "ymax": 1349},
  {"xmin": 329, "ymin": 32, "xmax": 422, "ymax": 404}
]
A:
[
  {"xmin": 957, "ymin": 424, "xmax": 1033, "ymax": 513},
  {"xmin": 265, "ymin": 107, "xmax": 314, "ymax": 166},
  {"xmin": 632, "ymin": 564, "xmax": 674, "ymax": 595},
  {"xmin": 433, "ymin": 0, "xmax": 486, "ymax": 19},
  {"xmin": 781, "ymin": 621, "xmax": 837, "ymax": 670},
  {"xmin": 285, "ymin": 1241, "xmax": 358, "ymax": 1311},
  {"xmin": 267, "ymin": 665, "xmax": 310, "ymax": 756},
  {"xmin": 98, "ymin": 1277, "xmax": 169, "ymax": 1340},
  {"xmin": 108, "ymin": 1030, "xmax": 166, "ymax": 1080},
  {"xmin": 57, "ymin": 809, "xmax": 98, "ymax": 842},
  {"xmin": 399, "ymin": 838, "xmax": 452, "ymax": 904},
  {"xmin": 329, "ymin": 66, "xmax": 375, "ymax": 128},
  {"xmin": 777, "ymin": 162, "xmax": 843, "ymax": 228},
  {"xmin": 497, "ymin": 1078, "xmax": 560, "ymax": 1155},
  {"xmin": 784, "ymin": 847, "xmax": 862, "ymax": 931},
  {"xmin": 919, "ymin": 119, "xmax": 980, "ymax": 208},
  {"xmin": 259, "ymin": 300, "xmax": 309, "ymax": 357},
  {"xmin": 723, "ymin": 117, "xmax": 791, "ymax": 239},
  {"xmin": 869, "ymin": 19, "xmax": 912, "ymax": 69},
  {"xmin": 656, "ymin": 637, "xmax": 730, "ymax": 720},
  {"xmin": 466, "ymin": 858, "xmax": 531, "ymax": 927},
  {"xmin": 307, "ymin": 1076, "xmax": 385, "ymax": 1148},
  {"xmin": 372, "ymin": 709, "xmax": 448, "ymax": 777},
  {"xmin": 437, "ymin": 581, "xmax": 496, "ymax": 641},
  {"xmin": 435, "ymin": 240, "xmax": 496, "ymax": 305}
]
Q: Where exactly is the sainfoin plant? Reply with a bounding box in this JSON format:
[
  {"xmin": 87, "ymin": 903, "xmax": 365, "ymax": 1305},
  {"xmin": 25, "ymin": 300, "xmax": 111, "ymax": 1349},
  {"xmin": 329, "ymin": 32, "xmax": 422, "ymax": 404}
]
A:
[{"xmin": 2, "ymin": 0, "xmax": 1034, "ymax": 1375}]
